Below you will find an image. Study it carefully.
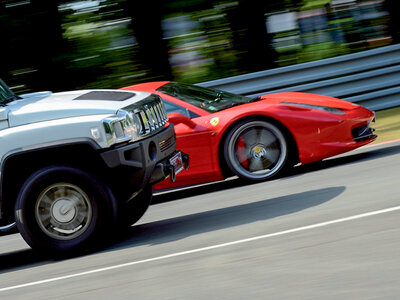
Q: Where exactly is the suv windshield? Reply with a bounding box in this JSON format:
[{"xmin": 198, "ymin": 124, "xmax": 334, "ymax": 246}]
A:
[
  {"xmin": 157, "ymin": 82, "xmax": 251, "ymax": 113},
  {"xmin": 0, "ymin": 79, "xmax": 17, "ymax": 105}
]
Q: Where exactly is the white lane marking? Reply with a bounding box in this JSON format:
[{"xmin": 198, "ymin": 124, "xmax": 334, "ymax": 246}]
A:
[{"xmin": 1, "ymin": 205, "xmax": 400, "ymax": 292}]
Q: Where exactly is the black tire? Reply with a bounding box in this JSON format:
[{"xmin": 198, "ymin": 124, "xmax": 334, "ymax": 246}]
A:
[
  {"xmin": 117, "ymin": 185, "xmax": 152, "ymax": 229},
  {"xmin": 223, "ymin": 119, "xmax": 289, "ymax": 182},
  {"xmin": 15, "ymin": 165, "xmax": 117, "ymax": 253},
  {"xmin": 0, "ymin": 222, "xmax": 17, "ymax": 236}
]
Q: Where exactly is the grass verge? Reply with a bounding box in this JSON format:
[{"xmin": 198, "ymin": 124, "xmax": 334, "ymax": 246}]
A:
[{"xmin": 373, "ymin": 106, "xmax": 400, "ymax": 143}]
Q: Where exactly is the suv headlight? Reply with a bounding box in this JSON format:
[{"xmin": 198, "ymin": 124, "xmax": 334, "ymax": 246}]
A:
[{"xmin": 103, "ymin": 110, "xmax": 141, "ymax": 145}]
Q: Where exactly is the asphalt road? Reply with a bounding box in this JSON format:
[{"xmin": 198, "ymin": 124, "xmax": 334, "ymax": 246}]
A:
[{"xmin": 1, "ymin": 140, "xmax": 399, "ymax": 299}]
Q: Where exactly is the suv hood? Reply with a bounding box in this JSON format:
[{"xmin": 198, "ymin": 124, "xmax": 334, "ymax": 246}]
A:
[{"xmin": 6, "ymin": 89, "xmax": 152, "ymax": 127}]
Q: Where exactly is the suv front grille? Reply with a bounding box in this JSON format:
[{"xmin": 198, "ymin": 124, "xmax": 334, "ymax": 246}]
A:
[
  {"xmin": 137, "ymin": 100, "xmax": 168, "ymax": 135},
  {"xmin": 124, "ymin": 94, "xmax": 168, "ymax": 138}
]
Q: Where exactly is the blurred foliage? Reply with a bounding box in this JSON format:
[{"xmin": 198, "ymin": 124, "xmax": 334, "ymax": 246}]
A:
[
  {"xmin": 164, "ymin": 4, "xmax": 241, "ymax": 83},
  {"xmin": 0, "ymin": 0, "xmax": 397, "ymax": 94},
  {"xmin": 58, "ymin": 0, "xmax": 142, "ymax": 90}
]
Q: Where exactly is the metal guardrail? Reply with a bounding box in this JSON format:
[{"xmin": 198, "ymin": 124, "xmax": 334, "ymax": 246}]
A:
[{"xmin": 198, "ymin": 44, "xmax": 400, "ymax": 111}]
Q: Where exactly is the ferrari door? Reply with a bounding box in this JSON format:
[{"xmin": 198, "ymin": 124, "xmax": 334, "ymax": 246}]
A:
[{"xmin": 160, "ymin": 100, "xmax": 217, "ymax": 188}]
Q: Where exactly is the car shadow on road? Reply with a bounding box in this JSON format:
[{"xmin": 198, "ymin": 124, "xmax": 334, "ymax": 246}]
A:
[
  {"xmin": 110, "ymin": 185, "xmax": 346, "ymax": 251},
  {"xmin": 0, "ymin": 186, "xmax": 345, "ymax": 273},
  {"xmin": 152, "ymin": 177, "xmax": 249, "ymax": 204},
  {"xmin": 0, "ymin": 249, "xmax": 49, "ymax": 273}
]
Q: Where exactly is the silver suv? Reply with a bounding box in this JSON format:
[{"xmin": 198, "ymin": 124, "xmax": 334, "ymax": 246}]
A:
[{"xmin": 0, "ymin": 79, "xmax": 188, "ymax": 253}]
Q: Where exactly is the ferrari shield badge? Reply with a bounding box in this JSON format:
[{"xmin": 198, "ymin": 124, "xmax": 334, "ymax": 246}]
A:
[{"xmin": 210, "ymin": 117, "xmax": 220, "ymax": 127}]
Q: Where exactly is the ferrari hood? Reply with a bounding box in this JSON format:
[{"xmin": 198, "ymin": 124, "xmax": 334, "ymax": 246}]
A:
[
  {"xmin": 261, "ymin": 92, "xmax": 359, "ymax": 110},
  {"xmin": 6, "ymin": 89, "xmax": 152, "ymax": 127}
]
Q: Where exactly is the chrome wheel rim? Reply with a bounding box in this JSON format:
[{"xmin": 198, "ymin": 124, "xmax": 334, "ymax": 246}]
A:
[
  {"xmin": 35, "ymin": 183, "xmax": 92, "ymax": 240},
  {"xmin": 228, "ymin": 121, "xmax": 287, "ymax": 180}
]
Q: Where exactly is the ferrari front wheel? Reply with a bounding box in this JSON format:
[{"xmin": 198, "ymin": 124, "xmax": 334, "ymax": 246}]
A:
[{"xmin": 224, "ymin": 120, "xmax": 289, "ymax": 182}]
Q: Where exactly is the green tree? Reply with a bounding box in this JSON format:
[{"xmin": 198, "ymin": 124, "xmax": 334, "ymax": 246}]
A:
[
  {"xmin": 227, "ymin": 0, "xmax": 278, "ymax": 72},
  {"xmin": 124, "ymin": 0, "xmax": 172, "ymax": 81}
]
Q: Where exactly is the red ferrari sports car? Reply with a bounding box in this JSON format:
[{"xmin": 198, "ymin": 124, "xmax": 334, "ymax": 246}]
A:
[{"xmin": 121, "ymin": 81, "xmax": 377, "ymax": 190}]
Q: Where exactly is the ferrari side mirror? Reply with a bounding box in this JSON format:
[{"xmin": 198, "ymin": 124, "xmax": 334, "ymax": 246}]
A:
[{"xmin": 168, "ymin": 112, "xmax": 196, "ymax": 128}]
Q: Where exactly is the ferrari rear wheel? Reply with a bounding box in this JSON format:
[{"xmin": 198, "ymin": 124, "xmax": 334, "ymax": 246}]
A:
[{"xmin": 224, "ymin": 120, "xmax": 289, "ymax": 182}]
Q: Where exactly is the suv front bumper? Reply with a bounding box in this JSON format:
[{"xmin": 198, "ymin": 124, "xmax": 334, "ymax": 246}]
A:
[{"xmin": 100, "ymin": 124, "xmax": 188, "ymax": 189}]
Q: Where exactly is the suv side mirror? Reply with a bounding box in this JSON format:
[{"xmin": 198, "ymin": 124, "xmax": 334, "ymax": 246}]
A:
[{"xmin": 168, "ymin": 112, "xmax": 196, "ymax": 128}]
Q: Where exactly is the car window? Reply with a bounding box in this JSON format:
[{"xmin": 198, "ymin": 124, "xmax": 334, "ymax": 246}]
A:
[
  {"xmin": 157, "ymin": 82, "xmax": 251, "ymax": 113},
  {"xmin": 162, "ymin": 99, "xmax": 199, "ymax": 118},
  {"xmin": 0, "ymin": 79, "xmax": 16, "ymax": 104}
]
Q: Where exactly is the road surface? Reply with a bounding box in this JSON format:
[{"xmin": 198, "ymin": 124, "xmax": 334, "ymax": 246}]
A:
[{"xmin": 1, "ymin": 141, "xmax": 399, "ymax": 299}]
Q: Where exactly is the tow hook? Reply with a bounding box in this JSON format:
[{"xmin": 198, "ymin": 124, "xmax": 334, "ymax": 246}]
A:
[
  {"xmin": 182, "ymin": 152, "xmax": 189, "ymax": 170},
  {"xmin": 165, "ymin": 164, "xmax": 176, "ymax": 182},
  {"xmin": 163, "ymin": 152, "xmax": 189, "ymax": 182}
]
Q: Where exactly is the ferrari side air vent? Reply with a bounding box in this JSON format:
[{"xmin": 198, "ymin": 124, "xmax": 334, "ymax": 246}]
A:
[{"xmin": 352, "ymin": 124, "xmax": 376, "ymax": 142}]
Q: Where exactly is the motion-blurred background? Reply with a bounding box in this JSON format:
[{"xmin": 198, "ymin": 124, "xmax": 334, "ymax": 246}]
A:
[{"xmin": 0, "ymin": 0, "xmax": 398, "ymax": 94}]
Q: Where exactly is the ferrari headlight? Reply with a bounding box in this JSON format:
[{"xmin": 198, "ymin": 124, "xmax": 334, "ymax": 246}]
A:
[
  {"xmin": 103, "ymin": 110, "xmax": 141, "ymax": 145},
  {"xmin": 282, "ymin": 102, "xmax": 346, "ymax": 115}
]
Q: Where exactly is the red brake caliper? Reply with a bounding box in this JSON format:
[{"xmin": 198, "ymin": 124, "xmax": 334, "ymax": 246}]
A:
[{"xmin": 236, "ymin": 136, "xmax": 249, "ymax": 169}]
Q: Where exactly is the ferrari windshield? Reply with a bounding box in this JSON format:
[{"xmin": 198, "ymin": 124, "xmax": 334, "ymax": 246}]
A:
[
  {"xmin": 0, "ymin": 79, "xmax": 17, "ymax": 105},
  {"xmin": 157, "ymin": 82, "xmax": 251, "ymax": 113}
]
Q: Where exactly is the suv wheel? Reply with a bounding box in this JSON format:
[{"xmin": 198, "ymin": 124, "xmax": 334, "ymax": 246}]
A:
[
  {"xmin": 0, "ymin": 221, "xmax": 17, "ymax": 236},
  {"xmin": 15, "ymin": 165, "xmax": 117, "ymax": 253},
  {"xmin": 118, "ymin": 185, "xmax": 152, "ymax": 229}
]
